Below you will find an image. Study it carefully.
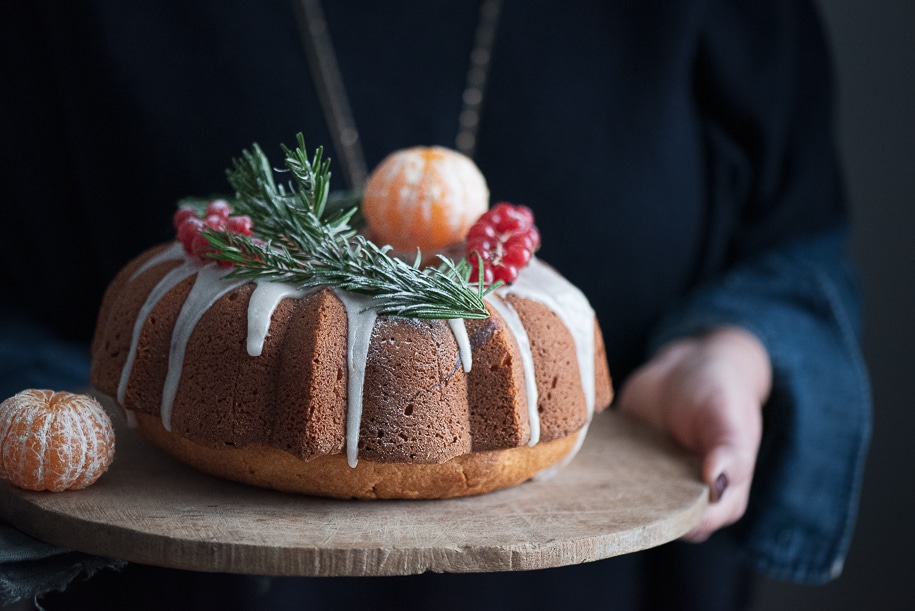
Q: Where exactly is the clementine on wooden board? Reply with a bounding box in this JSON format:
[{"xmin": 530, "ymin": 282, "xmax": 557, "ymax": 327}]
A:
[{"xmin": 0, "ymin": 389, "xmax": 115, "ymax": 491}]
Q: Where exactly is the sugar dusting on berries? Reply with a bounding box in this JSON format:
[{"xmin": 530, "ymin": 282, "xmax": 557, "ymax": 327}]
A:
[
  {"xmin": 466, "ymin": 202, "xmax": 541, "ymax": 285},
  {"xmin": 173, "ymin": 200, "xmax": 253, "ymax": 266}
]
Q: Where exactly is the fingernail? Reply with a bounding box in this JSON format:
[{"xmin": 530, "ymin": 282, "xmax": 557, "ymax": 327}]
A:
[{"xmin": 712, "ymin": 472, "xmax": 729, "ymax": 503}]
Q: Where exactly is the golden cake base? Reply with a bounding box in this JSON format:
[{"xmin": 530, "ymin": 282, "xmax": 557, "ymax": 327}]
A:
[{"xmin": 131, "ymin": 410, "xmax": 581, "ymax": 500}]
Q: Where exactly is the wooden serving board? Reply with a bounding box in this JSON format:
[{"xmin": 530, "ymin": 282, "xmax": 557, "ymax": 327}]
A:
[{"xmin": 0, "ymin": 410, "xmax": 706, "ymax": 576}]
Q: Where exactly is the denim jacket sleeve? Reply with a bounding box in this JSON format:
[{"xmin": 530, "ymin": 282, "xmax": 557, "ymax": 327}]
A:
[{"xmin": 648, "ymin": 226, "xmax": 872, "ymax": 584}]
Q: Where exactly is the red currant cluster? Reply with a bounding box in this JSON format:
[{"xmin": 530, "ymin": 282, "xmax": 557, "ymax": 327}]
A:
[
  {"xmin": 173, "ymin": 200, "xmax": 253, "ymax": 265},
  {"xmin": 465, "ymin": 202, "xmax": 541, "ymax": 285}
]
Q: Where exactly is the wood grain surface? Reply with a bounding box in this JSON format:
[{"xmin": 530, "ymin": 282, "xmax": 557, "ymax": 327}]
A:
[{"xmin": 0, "ymin": 410, "xmax": 706, "ymax": 576}]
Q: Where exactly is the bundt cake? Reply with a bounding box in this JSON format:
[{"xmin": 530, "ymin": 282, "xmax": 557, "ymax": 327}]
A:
[{"xmin": 90, "ymin": 140, "xmax": 613, "ymax": 499}]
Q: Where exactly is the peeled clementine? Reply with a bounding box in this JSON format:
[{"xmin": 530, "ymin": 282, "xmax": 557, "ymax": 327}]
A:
[
  {"xmin": 362, "ymin": 146, "xmax": 489, "ymax": 253},
  {"xmin": 0, "ymin": 389, "xmax": 115, "ymax": 491}
]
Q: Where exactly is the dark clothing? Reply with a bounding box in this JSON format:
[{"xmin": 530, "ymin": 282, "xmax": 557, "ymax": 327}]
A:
[
  {"xmin": 1, "ymin": 0, "xmax": 844, "ymax": 380},
  {"xmin": 39, "ymin": 534, "xmax": 752, "ymax": 611},
  {"xmin": 0, "ymin": 0, "xmax": 870, "ymax": 608}
]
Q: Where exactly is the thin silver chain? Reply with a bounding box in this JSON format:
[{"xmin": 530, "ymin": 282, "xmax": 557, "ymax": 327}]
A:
[{"xmin": 295, "ymin": 0, "xmax": 503, "ymax": 190}]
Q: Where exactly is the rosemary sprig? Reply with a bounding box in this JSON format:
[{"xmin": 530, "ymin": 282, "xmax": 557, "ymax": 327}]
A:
[{"xmin": 201, "ymin": 134, "xmax": 496, "ymax": 319}]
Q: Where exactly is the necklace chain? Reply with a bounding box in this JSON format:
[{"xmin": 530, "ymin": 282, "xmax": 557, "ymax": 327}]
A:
[
  {"xmin": 456, "ymin": 0, "xmax": 503, "ymax": 159},
  {"xmin": 295, "ymin": 0, "xmax": 503, "ymax": 190}
]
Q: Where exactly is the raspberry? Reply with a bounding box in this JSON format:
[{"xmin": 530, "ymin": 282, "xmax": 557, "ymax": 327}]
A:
[{"xmin": 465, "ymin": 202, "xmax": 539, "ymax": 286}]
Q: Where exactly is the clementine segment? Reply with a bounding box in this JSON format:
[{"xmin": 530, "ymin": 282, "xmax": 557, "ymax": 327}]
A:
[
  {"xmin": 362, "ymin": 146, "xmax": 489, "ymax": 252},
  {"xmin": 0, "ymin": 389, "xmax": 115, "ymax": 491}
]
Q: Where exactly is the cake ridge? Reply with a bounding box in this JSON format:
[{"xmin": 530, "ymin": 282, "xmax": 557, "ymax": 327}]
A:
[
  {"xmin": 117, "ymin": 260, "xmax": 199, "ymax": 406},
  {"xmin": 484, "ymin": 294, "xmax": 540, "ymax": 446},
  {"xmin": 498, "ymin": 257, "xmax": 597, "ymax": 417},
  {"xmin": 161, "ymin": 264, "xmax": 248, "ymax": 431},
  {"xmin": 245, "ymin": 282, "xmax": 312, "ymax": 357}
]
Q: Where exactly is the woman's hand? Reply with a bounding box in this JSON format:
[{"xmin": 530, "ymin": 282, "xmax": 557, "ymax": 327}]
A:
[{"xmin": 616, "ymin": 326, "xmax": 771, "ymax": 541}]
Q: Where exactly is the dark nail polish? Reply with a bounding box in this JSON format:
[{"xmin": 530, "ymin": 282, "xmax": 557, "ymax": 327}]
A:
[{"xmin": 713, "ymin": 472, "xmax": 729, "ymax": 502}]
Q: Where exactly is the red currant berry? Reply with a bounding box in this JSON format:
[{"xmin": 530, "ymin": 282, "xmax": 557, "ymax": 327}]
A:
[
  {"xmin": 191, "ymin": 232, "xmax": 213, "ymax": 256},
  {"xmin": 466, "ymin": 222, "xmax": 497, "ymax": 242},
  {"xmin": 481, "ymin": 207, "xmax": 502, "ymax": 227},
  {"xmin": 467, "ymin": 250, "xmax": 488, "ymax": 267},
  {"xmin": 502, "ymin": 244, "xmax": 532, "ymax": 268},
  {"xmin": 173, "ymin": 206, "xmax": 198, "ymax": 229},
  {"xmin": 492, "ymin": 203, "xmax": 532, "ymax": 233},
  {"xmin": 467, "ymin": 237, "xmax": 496, "ymax": 253},
  {"xmin": 205, "ymin": 214, "xmax": 227, "ymax": 230},
  {"xmin": 511, "ymin": 204, "xmax": 535, "ymax": 228},
  {"xmin": 227, "ymin": 215, "xmax": 254, "ymax": 236},
  {"xmin": 177, "ymin": 217, "xmax": 205, "ymax": 253},
  {"xmin": 503, "ymin": 233, "xmax": 532, "ymax": 252},
  {"xmin": 468, "ymin": 262, "xmax": 494, "ymax": 285},
  {"xmin": 465, "ymin": 202, "xmax": 540, "ymax": 286},
  {"xmin": 524, "ymin": 227, "xmax": 541, "ymax": 251},
  {"xmin": 493, "ymin": 263, "xmax": 519, "ymax": 285},
  {"xmin": 206, "ymin": 199, "xmax": 232, "ymax": 219},
  {"xmin": 466, "ymin": 251, "xmax": 486, "ymax": 279}
]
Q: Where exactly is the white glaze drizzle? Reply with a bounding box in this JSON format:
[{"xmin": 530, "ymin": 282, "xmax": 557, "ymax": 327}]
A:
[
  {"xmin": 333, "ymin": 291, "xmax": 378, "ymax": 467},
  {"xmin": 502, "ymin": 258, "xmax": 597, "ymax": 417},
  {"xmin": 117, "ymin": 260, "xmax": 201, "ymax": 405},
  {"xmin": 483, "ymin": 295, "xmax": 541, "ymax": 447},
  {"xmin": 246, "ymin": 281, "xmax": 310, "ymax": 357},
  {"xmin": 448, "ymin": 318, "xmax": 472, "ymax": 372},
  {"xmin": 117, "ymin": 247, "xmax": 597, "ymax": 468},
  {"xmin": 129, "ymin": 242, "xmax": 186, "ymax": 281},
  {"xmin": 160, "ymin": 264, "xmax": 248, "ymax": 431}
]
